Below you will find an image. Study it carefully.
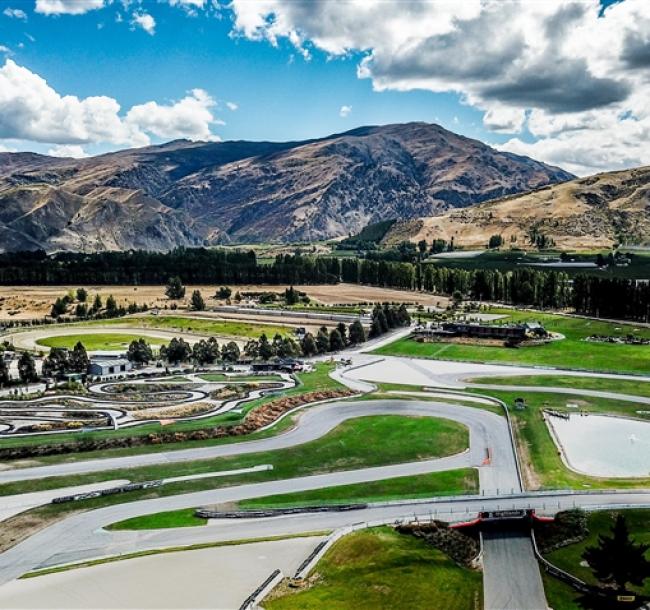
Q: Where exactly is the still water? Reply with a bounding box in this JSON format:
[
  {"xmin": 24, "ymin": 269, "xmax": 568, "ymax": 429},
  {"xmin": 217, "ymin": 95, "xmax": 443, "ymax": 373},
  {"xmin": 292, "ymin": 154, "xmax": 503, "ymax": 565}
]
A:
[{"xmin": 547, "ymin": 414, "xmax": 650, "ymax": 478}]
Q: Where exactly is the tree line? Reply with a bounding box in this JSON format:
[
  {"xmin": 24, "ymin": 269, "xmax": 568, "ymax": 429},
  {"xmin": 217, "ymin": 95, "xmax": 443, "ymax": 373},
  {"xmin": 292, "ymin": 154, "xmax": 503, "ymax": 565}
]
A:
[{"xmin": 0, "ymin": 248, "xmax": 646, "ymax": 321}]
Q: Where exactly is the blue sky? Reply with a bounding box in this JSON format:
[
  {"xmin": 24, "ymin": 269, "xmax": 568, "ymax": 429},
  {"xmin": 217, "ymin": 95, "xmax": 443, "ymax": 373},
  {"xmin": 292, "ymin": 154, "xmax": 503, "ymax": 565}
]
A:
[{"xmin": 0, "ymin": 0, "xmax": 648, "ymax": 175}]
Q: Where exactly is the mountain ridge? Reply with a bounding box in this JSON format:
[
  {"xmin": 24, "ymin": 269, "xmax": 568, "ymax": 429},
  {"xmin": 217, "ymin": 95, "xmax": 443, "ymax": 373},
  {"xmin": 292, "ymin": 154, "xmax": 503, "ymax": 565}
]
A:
[{"xmin": 0, "ymin": 122, "xmax": 574, "ymax": 252}]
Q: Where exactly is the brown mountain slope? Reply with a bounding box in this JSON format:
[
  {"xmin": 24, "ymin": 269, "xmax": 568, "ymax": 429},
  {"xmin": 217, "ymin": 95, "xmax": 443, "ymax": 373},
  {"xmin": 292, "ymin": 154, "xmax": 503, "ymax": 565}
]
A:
[
  {"xmin": 383, "ymin": 166, "xmax": 650, "ymax": 250},
  {"xmin": 0, "ymin": 123, "xmax": 573, "ymax": 252}
]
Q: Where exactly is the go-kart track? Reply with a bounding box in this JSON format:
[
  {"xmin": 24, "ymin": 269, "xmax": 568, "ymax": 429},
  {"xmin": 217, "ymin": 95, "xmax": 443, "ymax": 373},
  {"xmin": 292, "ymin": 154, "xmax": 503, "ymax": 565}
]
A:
[{"xmin": 0, "ymin": 351, "xmax": 649, "ymax": 610}]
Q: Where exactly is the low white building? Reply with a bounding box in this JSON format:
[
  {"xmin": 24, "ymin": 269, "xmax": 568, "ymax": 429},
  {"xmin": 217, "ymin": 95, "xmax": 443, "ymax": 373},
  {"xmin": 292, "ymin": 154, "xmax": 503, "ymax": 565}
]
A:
[{"xmin": 88, "ymin": 358, "xmax": 132, "ymax": 378}]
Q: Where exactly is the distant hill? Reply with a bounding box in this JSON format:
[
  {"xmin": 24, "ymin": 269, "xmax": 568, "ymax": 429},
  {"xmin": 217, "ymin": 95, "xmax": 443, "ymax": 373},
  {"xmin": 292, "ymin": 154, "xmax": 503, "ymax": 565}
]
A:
[
  {"xmin": 0, "ymin": 122, "xmax": 573, "ymax": 252},
  {"xmin": 383, "ymin": 166, "xmax": 650, "ymax": 251}
]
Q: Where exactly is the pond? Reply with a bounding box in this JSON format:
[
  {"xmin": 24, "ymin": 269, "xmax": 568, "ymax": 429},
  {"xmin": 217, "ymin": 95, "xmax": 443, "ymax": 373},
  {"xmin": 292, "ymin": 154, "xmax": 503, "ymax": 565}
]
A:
[{"xmin": 546, "ymin": 414, "xmax": 650, "ymax": 478}]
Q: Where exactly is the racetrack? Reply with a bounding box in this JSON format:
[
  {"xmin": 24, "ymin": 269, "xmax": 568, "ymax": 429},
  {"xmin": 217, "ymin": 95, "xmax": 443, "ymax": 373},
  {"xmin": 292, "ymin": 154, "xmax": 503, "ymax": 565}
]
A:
[{"xmin": 2, "ymin": 352, "xmax": 650, "ymax": 609}]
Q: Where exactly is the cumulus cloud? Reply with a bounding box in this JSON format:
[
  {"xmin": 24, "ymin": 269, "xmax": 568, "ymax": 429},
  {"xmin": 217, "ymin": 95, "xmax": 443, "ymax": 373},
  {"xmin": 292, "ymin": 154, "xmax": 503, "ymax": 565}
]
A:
[
  {"xmin": 339, "ymin": 104, "xmax": 351, "ymax": 118},
  {"xmin": 0, "ymin": 46, "xmax": 11, "ymax": 54},
  {"xmin": 0, "ymin": 60, "xmax": 222, "ymax": 149},
  {"xmin": 3, "ymin": 7, "xmax": 27, "ymax": 20},
  {"xmin": 47, "ymin": 144, "xmax": 88, "ymax": 158},
  {"xmin": 125, "ymin": 89, "xmax": 221, "ymax": 141},
  {"xmin": 229, "ymin": 0, "xmax": 650, "ymax": 175},
  {"xmin": 35, "ymin": 0, "xmax": 105, "ymax": 15},
  {"xmin": 131, "ymin": 12, "xmax": 156, "ymax": 35},
  {"xmin": 226, "ymin": 101, "xmax": 238, "ymax": 111}
]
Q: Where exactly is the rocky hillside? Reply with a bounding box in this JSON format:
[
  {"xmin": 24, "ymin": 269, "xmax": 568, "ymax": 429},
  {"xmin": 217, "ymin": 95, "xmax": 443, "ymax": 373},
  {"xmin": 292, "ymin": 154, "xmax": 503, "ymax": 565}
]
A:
[
  {"xmin": 384, "ymin": 166, "xmax": 650, "ymax": 250},
  {"xmin": 0, "ymin": 123, "xmax": 573, "ymax": 252}
]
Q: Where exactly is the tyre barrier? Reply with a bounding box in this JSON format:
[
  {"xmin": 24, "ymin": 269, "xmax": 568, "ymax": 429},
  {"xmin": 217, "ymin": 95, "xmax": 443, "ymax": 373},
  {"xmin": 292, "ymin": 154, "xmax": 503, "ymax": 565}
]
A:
[
  {"xmin": 196, "ymin": 503, "xmax": 367, "ymax": 520},
  {"xmin": 239, "ymin": 568, "xmax": 282, "ymax": 610},
  {"xmin": 51, "ymin": 480, "xmax": 163, "ymax": 504}
]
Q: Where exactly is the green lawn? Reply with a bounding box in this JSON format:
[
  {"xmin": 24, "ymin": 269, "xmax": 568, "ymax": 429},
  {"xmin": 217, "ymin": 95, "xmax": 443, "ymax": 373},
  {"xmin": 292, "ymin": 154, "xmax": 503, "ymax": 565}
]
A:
[
  {"xmin": 86, "ymin": 315, "xmax": 293, "ymax": 339},
  {"xmin": 36, "ymin": 333, "xmax": 166, "ymax": 351},
  {"xmin": 476, "ymin": 389, "xmax": 650, "ymax": 490},
  {"xmin": 374, "ymin": 308, "xmax": 650, "ymax": 374},
  {"xmin": 0, "ymin": 414, "xmax": 470, "ymax": 509},
  {"xmin": 108, "ymin": 508, "xmax": 207, "ymax": 531},
  {"xmin": 545, "ymin": 509, "xmax": 650, "ymax": 597},
  {"xmin": 108, "ymin": 469, "xmax": 478, "ymax": 530},
  {"xmin": 469, "ymin": 375, "xmax": 650, "ymax": 398},
  {"xmin": 266, "ymin": 527, "xmax": 482, "ymax": 610},
  {"xmin": 240, "ymin": 468, "xmax": 478, "ymax": 509}
]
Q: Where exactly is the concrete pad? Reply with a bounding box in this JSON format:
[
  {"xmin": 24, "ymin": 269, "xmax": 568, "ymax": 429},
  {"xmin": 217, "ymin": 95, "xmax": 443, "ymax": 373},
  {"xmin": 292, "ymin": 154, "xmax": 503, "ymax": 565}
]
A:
[{"xmin": 0, "ymin": 536, "xmax": 324, "ymax": 609}]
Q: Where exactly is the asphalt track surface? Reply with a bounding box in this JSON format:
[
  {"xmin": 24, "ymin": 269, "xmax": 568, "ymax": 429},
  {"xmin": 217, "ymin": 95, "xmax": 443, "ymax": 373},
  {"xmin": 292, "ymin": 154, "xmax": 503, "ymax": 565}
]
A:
[{"xmin": 1, "ymin": 352, "xmax": 650, "ymax": 609}]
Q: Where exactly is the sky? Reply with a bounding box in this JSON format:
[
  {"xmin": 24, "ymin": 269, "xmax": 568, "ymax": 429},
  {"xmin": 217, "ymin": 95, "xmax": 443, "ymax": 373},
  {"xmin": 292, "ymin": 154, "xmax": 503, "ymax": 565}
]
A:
[{"xmin": 0, "ymin": 0, "xmax": 648, "ymax": 175}]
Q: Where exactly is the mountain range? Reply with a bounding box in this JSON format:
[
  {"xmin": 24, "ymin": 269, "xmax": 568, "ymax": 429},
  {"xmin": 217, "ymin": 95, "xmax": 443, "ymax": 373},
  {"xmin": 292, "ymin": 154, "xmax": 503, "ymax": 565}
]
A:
[
  {"xmin": 383, "ymin": 165, "xmax": 650, "ymax": 250},
  {"xmin": 0, "ymin": 122, "xmax": 573, "ymax": 252}
]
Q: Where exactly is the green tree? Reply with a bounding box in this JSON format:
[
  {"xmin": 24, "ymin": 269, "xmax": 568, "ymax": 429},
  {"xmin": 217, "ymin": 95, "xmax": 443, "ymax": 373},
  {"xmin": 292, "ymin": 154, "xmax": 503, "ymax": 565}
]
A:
[
  {"xmin": 216, "ymin": 286, "xmax": 232, "ymax": 299},
  {"xmin": 221, "ymin": 341, "xmax": 241, "ymax": 363},
  {"xmin": 258, "ymin": 333, "xmax": 275, "ymax": 361},
  {"xmin": 105, "ymin": 295, "xmax": 118, "ymax": 315},
  {"xmin": 160, "ymin": 337, "xmax": 191, "ymax": 364},
  {"xmin": 583, "ymin": 514, "xmax": 650, "ymax": 593},
  {"xmin": 0, "ymin": 358, "xmax": 10, "ymax": 386},
  {"xmin": 127, "ymin": 338, "xmax": 154, "ymax": 365},
  {"xmin": 190, "ymin": 289, "xmax": 206, "ymax": 311},
  {"xmin": 42, "ymin": 348, "xmax": 70, "ymax": 378},
  {"xmin": 192, "ymin": 338, "xmax": 219, "ymax": 365},
  {"xmin": 75, "ymin": 302, "xmax": 88, "ymax": 318},
  {"xmin": 336, "ymin": 322, "xmax": 348, "ymax": 345},
  {"xmin": 348, "ymin": 320, "xmax": 366, "ymax": 345},
  {"xmin": 329, "ymin": 328, "xmax": 345, "ymax": 352},
  {"xmin": 165, "ymin": 276, "xmax": 186, "ymax": 300},
  {"xmin": 488, "ymin": 234, "xmax": 503, "ymax": 249},
  {"xmin": 285, "ymin": 286, "xmax": 300, "ymax": 305},
  {"xmin": 91, "ymin": 294, "xmax": 102, "ymax": 313},
  {"xmin": 300, "ymin": 333, "xmax": 317, "ymax": 357},
  {"xmin": 69, "ymin": 341, "xmax": 89, "ymax": 373},
  {"xmin": 243, "ymin": 339, "xmax": 260, "ymax": 360},
  {"xmin": 18, "ymin": 352, "xmax": 37, "ymax": 384},
  {"xmin": 316, "ymin": 327, "xmax": 330, "ymax": 353},
  {"xmin": 76, "ymin": 287, "xmax": 88, "ymax": 302},
  {"xmin": 50, "ymin": 297, "xmax": 67, "ymax": 318}
]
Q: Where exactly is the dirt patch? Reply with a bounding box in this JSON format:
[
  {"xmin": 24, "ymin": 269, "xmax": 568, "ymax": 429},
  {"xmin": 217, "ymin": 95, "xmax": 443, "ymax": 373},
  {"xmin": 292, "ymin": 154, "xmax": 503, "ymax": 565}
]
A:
[
  {"xmin": 0, "ymin": 508, "xmax": 82, "ymax": 554},
  {"xmin": 0, "ymin": 284, "xmax": 446, "ymax": 320}
]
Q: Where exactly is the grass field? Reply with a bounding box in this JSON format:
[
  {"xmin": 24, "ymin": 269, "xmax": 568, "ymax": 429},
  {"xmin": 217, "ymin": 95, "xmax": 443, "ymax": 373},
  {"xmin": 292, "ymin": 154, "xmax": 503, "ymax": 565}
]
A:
[
  {"xmin": 86, "ymin": 315, "xmax": 293, "ymax": 339},
  {"xmin": 374, "ymin": 308, "xmax": 650, "ymax": 374},
  {"xmin": 36, "ymin": 333, "xmax": 167, "ymax": 351},
  {"xmin": 108, "ymin": 508, "xmax": 207, "ymax": 531},
  {"xmin": 239, "ymin": 468, "xmax": 478, "ymax": 509},
  {"xmin": 108, "ymin": 469, "xmax": 478, "ymax": 530},
  {"xmin": 469, "ymin": 375, "xmax": 650, "ymax": 398},
  {"xmin": 544, "ymin": 509, "xmax": 650, "ymax": 605},
  {"xmin": 266, "ymin": 527, "xmax": 482, "ymax": 610}
]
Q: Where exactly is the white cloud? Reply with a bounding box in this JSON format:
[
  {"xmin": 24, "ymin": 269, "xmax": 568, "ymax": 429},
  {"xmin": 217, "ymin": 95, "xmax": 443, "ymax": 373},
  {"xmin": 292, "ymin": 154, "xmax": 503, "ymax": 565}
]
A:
[
  {"xmin": 0, "ymin": 60, "xmax": 222, "ymax": 149},
  {"xmin": 125, "ymin": 88, "xmax": 221, "ymax": 141},
  {"xmin": 339, "ymin": 104, "xmax": 351, "ymax": 118},
  {"xmin": 3, "ymin": 7, "xmax": 27, "ymax": 20},
  {"xmin": 226, "ymin": 101, "xmax": 238, "ymax": 111},
  {"xmin": 47, "ymin": 144, "xmax": 88, "ymax": 158},
  {"xmin": 0, "ymin": 46, "xmax": 11, "ymax": 54},
  {"xmin": 35, "ymin": 0, "xmax": 105, "ymax": 15},
  {"xmin": 229, "ymin": 0, "xmax": 650, "ymax": 175},
  {"xmin": 131, "ymin": 12, "xmax": 156, "ymax": 35}
]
